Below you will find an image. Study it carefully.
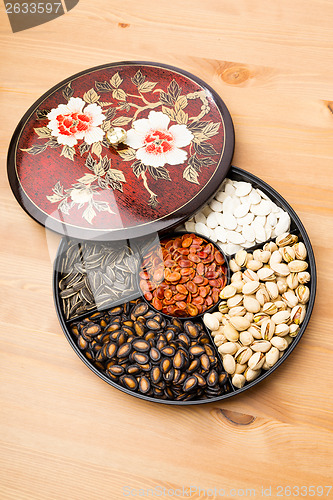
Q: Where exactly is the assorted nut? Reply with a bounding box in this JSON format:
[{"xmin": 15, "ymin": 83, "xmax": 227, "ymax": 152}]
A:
[
  {"xmin": 180, "ymin": 178, "xmax": 291, "ymax": 255},
  {"xmin": 71, "ymin": 299, "xmax": 230, "ymax": 401},
  {"xmin": 139, "ymin": 233, "xmax": 227, "ymax": 317},
  {"xmin": 203, "ymin": 232, "xmax": 311, "ymax": 389}
]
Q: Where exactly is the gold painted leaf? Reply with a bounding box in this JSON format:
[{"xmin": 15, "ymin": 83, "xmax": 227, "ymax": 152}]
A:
[
  {"xmin": 78, "ymin": 173, "xmax": 98, "ymax": 185},
  {"xmin": 161, "ymin": 106, "xmax": 176, "ymax": 121},
  {"xmin": 91, "ymin": 141, "xmax": 102, "ymax": 157},
  {"xmin": 60, "ymin": 145, "xmax": 75, "ymax": 161},
  {"xmin": 93, "ymin": 161, "xmax": 105, "ymax": 176},
  {"xmin": 138, "ymin": 81, "xmax": 157, "ymax": 93},
  {"xmin": 21, "ymin": 144, "xmax": 48, "ymax": 155},
  {"xmin": 101, "ymin": 120, "xmax": 112, "ymax": 132},
  {"xmin": 202, "ymin": 121, "xmax": 220, "ymax": 138},
  {"xmin": 83, "ymin": 88, "xmax": 99, "ymax": 104},
  {"xmin": 112, "ymin": 116, "xmax": 132, "ymax": 127},
  {"xmin": 175, "ymin": 95, "xmax": 188, "ymax": 112},
  {"xmin": 117, "ymin": 148, "xmax": 137, "ymax": 161},
  {"xmin": 112, "ymin": 88, "xmax": 127, "ymax": 101},
  {"xmin": 34, "ymin": 127, "xmax": 52, "ymax": 138},
  {"xmin": 110, "ymin": 72, "xmax": 123, "ymax": 88},
  {"xmin": 131, "ymin": 70, "xmax": 145, "ymax": 87},
  {"xmin": 183, "ymin": 165, "xmax": 199, "ymax": 184},
  {"xmin": 82, "ymin": 204, "xmax": 96, "ymax": 224},
  {"xmin": 46, "ymin": 193, "xmax": 64, "ymax": 203},
  {"xmin": 175, "ymin": 109, "xmax": 188, "ymax": 124},
  {"xmin": 107, "ymin": 169, "xmax": 126, "ymax": 183}
]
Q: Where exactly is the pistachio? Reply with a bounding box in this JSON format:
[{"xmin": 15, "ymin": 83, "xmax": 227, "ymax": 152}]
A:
[
  {"xmin": 289, "ymin": 323, "xmax": 300, "ymax": 337},
  {"xmin": 248, "ymin": 324, "xmax": 262, "ymax": 340},
  {"xmin": 251, "ymin": 340, "xmax": 272, "ymax": 353},
  {"xmin": 281, "ymin": 246, "xmax": 295, "ymax": 263},
  {"xmin": 298, "ymin": 271, "xmax": 311, "ymax": 284},
  {"xmin": 270, "ymin": 262, "xmax": 290, "ymax": 277},
  {"xmin": 263, "ymin": 302, "xmax": 278, "ymax": 316},
  {"xmin": 243, "ymin": 295, "xmax": 261, "ymax": 313},
  {"xmin": 261, "ymin": 319, "xmax": 275, "ymax": 340},
  {"xmin": 232, "ymin": 280, "xmax": 246, "ymax": 293},
  {"xmin": 243, "ymin": 269, "xmax": 259, "ymax": 282},
  {"xmin": 265, "ymin": 346, "xmax": 280, "ymax": 368},
  {"xmin": 271, "ymin": 310, "xmax": 291, "ymax": 324},
  {"xmin": 218, "ymin": 301, "xmax": 229, "ymax": 314},
  {"xmin": 232, "ymin": 373, "xmax": 246, "ymax": 388},
  {"xmin": 244, "ymin": 312, "xmax": 254, "ymax": 323},
  {"xmin": 265, "ymin": 281, "xmax": 279, "ymax": 300},
  {"xmin": 257, "ymin": 267, "xmax": 275, "ymax": 281},
  {"xmin": 235, "ymin": 363, "xmax": 247, "ymax": 374},
  {"xmin": 230, "ymin": 259, "xmax": 241, "ymax": 272},
  {"xmin": 295, "ymin": 285, "xmax": 310, "ymax": 304},
  {"xmin": 270, "ymin": 250, "xmax": 283, "ymax": 266},
  {"xmin": 282, "ymin": 290, "xmax": 299, "ymax": 308},
  {"xmin": 229, "ymin": 316, "xmax": 251, "ymax": 331},
  {"xmin": 231, "ymin": 271, "xmax": 243, "ymax": 282},
  {"xmin": 253, "ymin": 249, "xmax": 262, "ymax": 261},
  {"xmin": 227, "ymin": 294, "xmax": 243, "ymax": 308},
  {"xmin": 274, "ymin": 300, "xmax": 287, "ymax": 312},
  {"xmin": 219, "ymin": 284, "xmax": 237, "ymax": 299},
  {"xmin": 276, "ymin": 232, "xmax": 295, "ymax": 247},
  {"xmin": 263, "ymin": 241, "xmax": 278, "ymax": 253},
  {"xmin": 229, "ymin": 306, "xmax": 246, "ymax": 317},
  {"xmin": 286, "ymin": 272, "xmax": 299, "ymax": 290},
  {"xmin": 248, "ymin": 352, "xmax": 265, "ymax": 371},
  {"xmin": 276, "ymin": 277, "xmax": 288, "ymax": 294},
  {"xmin": 222, "ymin": 354, "xmax": 236, "ymax": 374},
  {"xmin": 235, "ymin": 346, "xmax": 253, "ymax": 364},
  {"xmin": 203, "ymin": 313, "xmax": 220, "ymax": 331},
  {"xmin": 246, "ymin": 260, "xmax": 263, "ymax": 271},
  {"xmin": 240, "ymin": 331, "xmax": 254, "ymax": 346},
  {"xmin": 274, "ymin": 324, "xmax": 290, "ymax": 337},
  {"xmin": 211, "ymin": 311, "xmax": 223, "ymax": 322},
  {"xmin": 256, "ymin": 287, "xmax": 271, "ymax": 306},
  {"xmin": 214, "ymin": 333, "xmax": 227, "ymax": 344},
  {"xmin": 242, "ymin": 281, "xmax": 261, "ymax": 295},
  {"xmin": 288, "ymin": 260, "xmax": 308, "ymax": 273},
  {"xmin": 259, "ymin": 250, "xmax": 271, "ymax": 264},
  {"xmin": 293, "ymin": 242, "xmax": 307, "ymax": 260},
  {"xmin": 235, "ymin": 249, "xmax": 248, "ymax": 267},
  {"xmin": 290, "ymin": 305, "xmax": 306, "ymax": 325},
  {"xmin": 218, "ymin": 342, "xmax": 238, "ymax": 355},
  {"xmin": 244, "ymin": 367, "xmax": 261, "ymax": 382},
  {"xmin": 270, "ymin": 336, "xmax": 288, "ymax": 351},
  {"xmin": 253, "ymin": 312, "xmax": 269, "ymax": 325},
  {"xmin": 223, "ymin": 323, "xmax": 240, "ymax": 342}
]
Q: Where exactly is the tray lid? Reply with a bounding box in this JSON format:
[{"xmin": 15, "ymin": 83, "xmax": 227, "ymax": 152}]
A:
[{"xmin": 8, "ymin": 61, "xmax": 234, "ymax": 240}]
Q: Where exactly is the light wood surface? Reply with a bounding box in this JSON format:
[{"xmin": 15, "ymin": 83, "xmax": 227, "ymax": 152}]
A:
[{"xmin": 1, "ymin": 1, "xmax": 332, "ymax": 499}]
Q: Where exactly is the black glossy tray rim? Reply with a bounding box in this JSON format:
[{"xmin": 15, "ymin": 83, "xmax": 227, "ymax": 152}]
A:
[
  {"xmin": 53, "ymin": 165, "xmax": 317, "ymax": 405},
  {"xmin": 8, "ymin": 60, "xmax": 235, "ymax": 242}
]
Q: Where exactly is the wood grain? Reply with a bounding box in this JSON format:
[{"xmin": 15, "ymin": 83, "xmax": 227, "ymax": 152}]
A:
[{"xmin": 0, "ymin": 1, "xmax": 332, "ymax": 498}]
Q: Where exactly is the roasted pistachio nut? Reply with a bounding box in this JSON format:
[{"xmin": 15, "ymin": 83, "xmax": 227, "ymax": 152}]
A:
[
  {"xmin": 223, "ymin": 323, "xmax": 240, "ymax": 342},
  {"xmin": 235, "ymin": 346, "xmax": 253, "ymax": 364},
  {"xmin": 232, "ymin": 373, "xmax": 246, "ymax": 389},
  {"xmin": 286, "ymin": 273, "xmax": 299, "ymax": 290},
  {"xmin": 282, "ymin": 291, "xmax": 298, "ymax": 308},
  {"xmin": 218, "ymin": 301, "xmax": 229, "ymax": 314},
  {"xmin": 274, "ymin": 324, "xmax": 290, "ymax": 337},
  {"xmin": 235, "ymin": 249, "xmax": 248, "ymax": 267},
  {"xmin": 289, "ymin": 323, "xmax": 300, "ymax": 337},
  {"xmin": 203, "ymin": 313, "xmax": 220, "ymax": 331},
  {"xmin": 270, "ymin": 336, "xmax": 288, "ymax": 351},
  {"xmin": 248, "ymin": 352, "xmax": 265, "ymax": 371},
  {"xmin": 240, "ymin": 331, "xmax": 254, "ymax": 346},
  {"xmin": 227, "ymin": 294, "xmax": 243, "ymax": 308},
  {"xmin": 298, "ymin": 271, "xmax": 311, "ymax": 284},
  {"xmin": 261, "ymin": 319, "xmax": 275, "ymax": 341},
  {"xmin": 265, "ymin": 347, "xmax": 280, "ymax": 368},
  {"xmin": 242, "ymin": 281, "xmax": 261, "ymax": 295},
  {"xmin": 230, "ymin": 259, "xmax": 241, "ymax": 272},
  {"xmin": 293, "ymin": 242, "xmax": 307, "ymax": 260},
  {"xmin": 251, "ymin": 340, "xmax": 272, "ymax": 353},
  {"xmin": 220, "ymin": 285, "xmax": 237, "ymax": 300},
  {"xmin": 246, "ymin": 260, "xmax": 263, "ymax": 272},
  {"xmin": 243, "ymin": 295, "xmax": 261, "ymax": 313},
  {"xmin": 290, "ymin": 305, "xmax": 306, "ymax": 325},
  {"xmin": 288, "ymin": 260, "xmax": 308, "ymax": 273},
  {"xmin": 223, "ymin": 354, "xmax": 236, "ymax": 374},
  {"xmin": 229, "ymin": 306, "xmax": 246, "ymax": 317},
  {"xmin": 281, "ymin": 246, "xmax": 295, "ymax": 263},
  {"xmin": 244, "ymin": 367, "xmax": 261, "ymax": 382},
  {"xmin": 262, "ymin": 302, "xmax": 278, "ymax": 316},
  {"xmin": 218, "ymin": 342, "xmax": 238, "ymax": 355},
  {"xmin": 276, "ymin": 232, "xmax": 297, "ymax": 247},
  {"xmin": 229, "ymin": 316, "xmax": 251, "ymax": 332},
  {"xmin": 295, "ymin": 285, "xmax": 310, "ymax": 304}
]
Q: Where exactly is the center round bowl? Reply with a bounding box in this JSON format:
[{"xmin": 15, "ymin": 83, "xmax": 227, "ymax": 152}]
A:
[{"xmin": 137, "ymin": 231, "xmax": 230, "ymax": 321}]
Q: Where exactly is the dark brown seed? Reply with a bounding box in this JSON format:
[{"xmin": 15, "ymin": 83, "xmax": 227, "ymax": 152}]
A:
[
  {"xmin": 173, "ymin": 369, "xmax": 181, "ymax": 384},
  {"xmin": 161, "ymin": 358, "xmax": 172, "ymax": 373},
  {"xmin": 178, "ymin": 333, "xmax": 190, "ymax": 348},
  {"xmin": 200, "ymin": 354, "xmax": 211, "ymax": 371},
  {"xmin": 207, "ymin": 369, "xmax": 218, "ymax": 387},
  {"xmin": 178, "ymin": 372, "xmax": 187, "ymax": 384},
  {"xmin": 78, "ymin": 336, "xmax": 88, "ymax": 350},
  {"xmin": 132, "ymin": 339, "xmax": 150, "ymax": 352},
  {"xmin": 184, "ymin": 321, "xmax": 200, "ymax": 338},
  {"xmin": 140, "ymin": 363, "xmax": 151, "ymax": 372},
  {"xmin": 132, "ymin": 352, "xmax": 149, "ymax": 365},
  {"xmin": 117, "ymin": 332, "xmax": 128, "ymax": 345},
  {"xmin": 134, "ymin": 322, "xmax": 145, "ymax": 336},
  {"xmin": 139, "ymin": 376, "xmax": 150, "ymax": 394},
  {"xmin": 188, "ymin": 359, "xmax": 200, "ymax": 373},
  {"xmin": 156, "ymin": 339, "xmax": 167, "ymax": 350},
  {"xmin": 108, "ymin": 365, "xmax": 125, "ymax": 376},
  {"xmin": 122, "ymin": 326, "xmax": 135, "ymax": 336},
  {"xmin": 85, "ymin": 351, "xmax": 94, "ymax": 361},
  {"xmin": 189, "ymin": 345, "xmax": 206, "ymax": 357},
  {"xmin": 151, "ymin": 366, "xmax": 162, "ymax": 384},
  {"xmin": 106, "ymin": 323, "xmax": 120, "ymax": 333},
  {"xmin": 164, "ymin": 387, "xmax": 174, "ymax": 399},
  {"xmin": 153, "ymin": 387, "xmax": 164, "ymax": 397},
  {"xmin": 127, "ymin": 364, "xmax": 141, "ymax": 375},
  {"xmin": 109, "ymin": 306, "xmax": 123, "ymax": 315},
  {"xmin": 160, "ymin": 346, "xmax": 175, "ymax": 357},
  {"xmin": 173, "ymin": 350, "xmax": 185, "ymax": 369},
  {"xmin": 149, "ymin": 347, "xmax": 161, "ymax": 362},
  {"xmin": 117, "ymin": 343, "xmax": 132, "ymax": 358},
  {"xmin": 219, "ymin": 373, "xmax": 228, "ymax": 386},
  {"xmin": 194, "ymin": 373, "xmax": 207, "ymax": 387},
  {"xmin": 84, "ymin": 324, "xmax": 101, "ymax": 336},
  {"xmin": 204, "ymin": 345, "xmax": 215, "ymax": 357},
  {"xmin": 164, "ymin": 368, "xmax": 175, "ymax": 382},
  {"xmin": 105, "ymin": 342, "xmax": 118, "ymax": 358},
  {"xmin": 133, "ymin": 302, "xmax": 149, "ymax": 317},
  {"xmin": 144, "ymin": 331, "xmax": 155, "ymax": 341},
  {"xmin": 183, "ymin": 376, "xmax": 198, "ymax": 392},
  {"xmin": 120, "ymin": 375, "xmax": 138, "ymax": 391},
  {"xmin": 146, "ymin": 319, "xmax": 161, "ymax": 330},
  {"xmin": 166, "ymin": 331, "xmax": 175, "ymax": 342}
]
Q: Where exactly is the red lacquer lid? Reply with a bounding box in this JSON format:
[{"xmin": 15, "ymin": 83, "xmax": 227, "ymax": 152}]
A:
[{"xmin": 8, "ymin": 61, "xmax": 234, "ymax": 240}]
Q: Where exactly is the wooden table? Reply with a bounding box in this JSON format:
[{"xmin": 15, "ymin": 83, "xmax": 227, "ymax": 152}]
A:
[{"xmin": 1, "ymin": 1, "xmax": 332, "ymax": 498}]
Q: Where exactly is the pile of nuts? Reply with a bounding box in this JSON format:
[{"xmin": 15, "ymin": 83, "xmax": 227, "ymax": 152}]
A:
[
  {"xmin": 139, "ymin": 233, "xmax": 227, "ymax": 317},
  {"xmin": 203, "ymin": 232, "xmax": 311, "ymax": 389},
  {"xmin": 181, "ymin": 178, "xmax": 291, "ymax": 255}
]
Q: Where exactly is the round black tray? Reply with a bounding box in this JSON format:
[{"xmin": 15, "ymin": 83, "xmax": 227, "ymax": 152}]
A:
[{"xmin": 53, "ymin": 166, "xmax": 316, "ymax": 405}]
